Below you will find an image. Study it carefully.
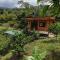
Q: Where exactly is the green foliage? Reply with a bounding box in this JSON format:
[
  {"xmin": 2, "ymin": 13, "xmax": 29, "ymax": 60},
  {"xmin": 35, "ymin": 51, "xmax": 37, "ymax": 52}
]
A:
[
  {"xmin": 37, "ymin": 0, "xmax": 60, "ymax": 6},
  {"xmin": 39, "ymin": 5, "xmax": 49, "ymax": 17},
  {"xmin": 0, "ymin": 26, "xmax": 14, "ymax": 33},
  {"xmin": 24, "ymin": 46, "xmax": 48, "ymax": 60},
  {"xmin": 31, "ymin": 46, "xmax": 48, "ymax": 60},
  {"xmin": 49, "ymin": 23, "xmax": 60, "ymax": 34},
  {"xmin": 17, "ymin": 12, "xmax": 27, "ymax": 29},
  {"xmin": 37, "ymin": 0, "xmax": 41, "ymax": 3},
  {"xmin": 0, "ymin": 51, "xmax": 13, "ymax": 60},
  {"xmin": 48, "ymin": 6, "xmax": 60, "ymax": 17},
  {"xmin": 49, "ymin": 23, "xmax": 60, "ymax": 40},
  {"xmin": 52, "ymin": 0, "xmax": 59, "ymax": 6},
  {"xmin": 10, "ymin": 32, "xmax": 32, "ymax": 52},
  {"xmin": 37, "ymin": 0, "xmax": 60, "ymax": 17},
  {"xmin": 0, "ymin": 9, "xmax": 17, "ymax": 23},
  {"xmin": 30, "ymin": 30, "xmax": 39, "ymax": 40},
  {"xmin": 24, "ymin": 37, "xmax": 60, "ymax": 60},
  {"xmin": 0, "ymin": 34, "xmax": 11, "ymax": 55},
  {"xmin": 0, "ymin": 26, "xmax": 8, "ymax": 31}
]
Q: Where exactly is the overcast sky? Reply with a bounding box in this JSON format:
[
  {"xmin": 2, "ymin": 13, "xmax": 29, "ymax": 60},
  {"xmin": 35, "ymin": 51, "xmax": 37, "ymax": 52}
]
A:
[{"xmin": 0, "ymin": 0, "xmax": 51, "ymax": 8}]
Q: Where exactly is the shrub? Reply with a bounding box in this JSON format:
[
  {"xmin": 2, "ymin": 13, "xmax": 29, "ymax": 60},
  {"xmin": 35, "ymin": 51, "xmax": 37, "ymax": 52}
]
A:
[
  {"xmin": 10, "ymin": 32, "xmax": 32, "ymax": 53},
  {"xmin": 0, "ymin": 34, "xmax": 11, "ymax": 55},
  {"xmin": 32, "ymin": 46, "xmax": 48, "ymax": 60},
  {"xmin": 24, "ymin": 46, "xmax": 48, "ymax": 60},
  {"xmin": 49, "ymin": 23, "xmax": 60, "ymax": 40},
  {"xmin": 49, "ymin": 23, "xmax": 60, "ymax": 34}
]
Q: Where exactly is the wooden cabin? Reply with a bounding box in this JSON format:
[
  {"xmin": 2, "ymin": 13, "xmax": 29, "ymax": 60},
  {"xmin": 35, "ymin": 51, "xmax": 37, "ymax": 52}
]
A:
[{"xmin": 26, "ymin": 17, "xmax": 55, "ymax": 32}]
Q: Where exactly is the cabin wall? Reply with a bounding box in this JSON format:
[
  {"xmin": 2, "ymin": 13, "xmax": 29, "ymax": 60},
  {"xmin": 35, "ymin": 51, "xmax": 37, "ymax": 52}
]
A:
[
  {"xmin": 37, "ymin": 20, "xmax": 48, "ymax": 31},
  {"xmin": 26, "ymin": 17, "xmax": 55, "ymax": 31}
]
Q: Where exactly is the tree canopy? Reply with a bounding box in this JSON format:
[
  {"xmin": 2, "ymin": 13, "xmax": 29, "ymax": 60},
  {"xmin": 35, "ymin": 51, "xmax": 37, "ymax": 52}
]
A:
[{"xmin": 37, "ymin": 0, "xmax": 60, "ymax": 17}]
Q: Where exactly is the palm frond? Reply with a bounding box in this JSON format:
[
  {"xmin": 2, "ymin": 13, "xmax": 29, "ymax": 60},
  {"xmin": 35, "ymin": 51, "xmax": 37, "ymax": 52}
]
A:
[{"xmin": 52, "ymin": 0, "xmax": 59, "ymax": 6}]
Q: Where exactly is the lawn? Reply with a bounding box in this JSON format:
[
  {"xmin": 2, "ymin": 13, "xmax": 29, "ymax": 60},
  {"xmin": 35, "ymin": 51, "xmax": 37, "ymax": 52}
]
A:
[
  {"xmin": 0, "ymin": 31, "xmax": 60, "ymax": 60},
  {"xmin": 24, "ymin": 36, "xmax": 60, "ymax": 60},
  {"xmin": 0, "ymin": 26, "xmax": 14, "ymax": 31},
  {"xmin": 0, "ymin": 51, "xmax": 13, "ymax": 60}
]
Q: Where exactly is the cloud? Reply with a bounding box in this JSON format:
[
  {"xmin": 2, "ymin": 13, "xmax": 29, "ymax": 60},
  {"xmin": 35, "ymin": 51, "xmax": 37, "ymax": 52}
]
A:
[
  {"xmin": 28, "ymin": 0, "xmax": 37, "ymax": 5},
  {"xmin": 0, "ymin": 0, "xmax": 51, "ymax": 8},
  {"xmin": 0, "ymin": 0, "xmax": 18, "ymax": 8},
  {"xmin": 0, "ymin": 0, "xmax": 37, "ymax": 8}
]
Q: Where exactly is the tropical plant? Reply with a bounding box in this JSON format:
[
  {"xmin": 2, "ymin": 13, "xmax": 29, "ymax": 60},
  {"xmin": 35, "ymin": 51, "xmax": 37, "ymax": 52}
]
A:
[
  {"xmin": 37, "ymin": 0, "xmax": 60, "ymax": 6},
  {"xmin": 25, "ymin": 46, "xmax": 48, "ymax": 60},
  {"xmin": 32, "ymin": 47, "xmax": 46, "ymax": 60},
  {"xmin": 49, "ymin": 23, "xmax": 60, "ymax": 40},
  {"xmin": 10, "ymin": 32, "xmax": 32, "ymax": 56},
  {"xmin": 37, "ymin": 0, "xmax": 60, "ymax": 17},
  {"xmin": 0, "ymin": 34, "xmax": 11, "ymax": 55}
]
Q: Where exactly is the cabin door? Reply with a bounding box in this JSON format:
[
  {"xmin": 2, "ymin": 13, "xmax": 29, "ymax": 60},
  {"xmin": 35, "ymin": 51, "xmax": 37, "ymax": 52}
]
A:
[{"xmin": 31, "ymin": 20, "xmax": 38, "ymax": 30}]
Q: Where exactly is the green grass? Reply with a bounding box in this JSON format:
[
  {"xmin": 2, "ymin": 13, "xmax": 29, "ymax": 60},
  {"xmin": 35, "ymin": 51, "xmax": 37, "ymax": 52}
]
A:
[
  {"xmin": 0, "ymin": 26, "xmax": 14, "ymax": 31},
  {"xmin": 24, "ymin": 36, "xmax": 60, "ymax": 60},
  {"xmin": 0, "ymin": 50, "xmax": 13, "ymax": 60},
  {"xmin": 0, "ymin": 33, "xmax": 60, "ymax": 60},
  {"xmin": 24, "ymin": 37, "xmax": 60, "ymax": 56}
]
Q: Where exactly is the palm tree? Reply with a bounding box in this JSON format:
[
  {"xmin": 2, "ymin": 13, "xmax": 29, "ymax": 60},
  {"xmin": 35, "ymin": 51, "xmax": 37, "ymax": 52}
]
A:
[
  {"xmin": 37, "ymin": 0, "xmax": 60, "ymax": 6},
  {"xmin": 18, "ymin": 0, "xmax": 60, "ymax": 17},
  {"xmin": 37, "ymin": 0, "xmax": 60, "ymax": 17}
]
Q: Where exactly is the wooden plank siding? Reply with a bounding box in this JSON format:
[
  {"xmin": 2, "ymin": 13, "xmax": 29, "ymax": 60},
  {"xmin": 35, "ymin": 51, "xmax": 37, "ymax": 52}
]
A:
[{"xmin": 26, "ymin": 17, "xmax": 55, "ymax": 31}]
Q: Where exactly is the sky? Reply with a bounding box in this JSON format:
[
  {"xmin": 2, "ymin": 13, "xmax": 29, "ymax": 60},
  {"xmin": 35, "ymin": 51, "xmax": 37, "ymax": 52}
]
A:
[
  {"xmin": 0, "ymin": 0, "xmax": 18, "ymax": 8},
  {"xmin": 0, "ymin": 0, "xmax": 51, "ymax": 8}
]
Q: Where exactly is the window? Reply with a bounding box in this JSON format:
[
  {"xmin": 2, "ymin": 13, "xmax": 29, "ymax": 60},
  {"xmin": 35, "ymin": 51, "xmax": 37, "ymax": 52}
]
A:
[{"xmin": 39, "ymin": 22, "xmax": 46, "ymax": 27}]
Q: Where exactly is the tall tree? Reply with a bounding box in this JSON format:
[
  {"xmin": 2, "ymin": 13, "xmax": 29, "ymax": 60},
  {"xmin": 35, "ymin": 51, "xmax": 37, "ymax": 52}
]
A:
[{"xmin": 37, "ymin": 0, "xmax": 60, "ymax": 17}]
